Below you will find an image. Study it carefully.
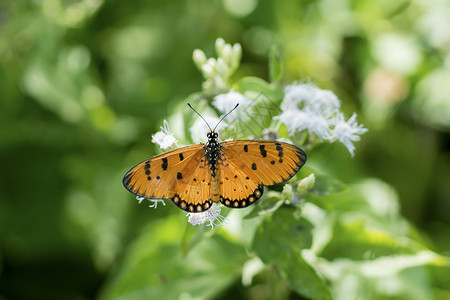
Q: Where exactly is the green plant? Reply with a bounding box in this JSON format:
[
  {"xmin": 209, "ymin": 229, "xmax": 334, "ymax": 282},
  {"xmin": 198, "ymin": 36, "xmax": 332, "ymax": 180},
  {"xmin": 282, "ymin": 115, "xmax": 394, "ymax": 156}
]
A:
[{"xmin": 102, "ymin": 39, "xmax": 449, "ymax": 300}]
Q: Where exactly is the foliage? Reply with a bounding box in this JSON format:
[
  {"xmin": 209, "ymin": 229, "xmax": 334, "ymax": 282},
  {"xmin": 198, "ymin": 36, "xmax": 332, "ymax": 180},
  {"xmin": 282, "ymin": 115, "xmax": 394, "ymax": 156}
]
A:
[
  {"xmin": 0, "ymin": 1, "xmax": 449, "ymax": 300},
  {"xmin": 101, "ymin": 39, "xmax": 448, "ymax": 300}
]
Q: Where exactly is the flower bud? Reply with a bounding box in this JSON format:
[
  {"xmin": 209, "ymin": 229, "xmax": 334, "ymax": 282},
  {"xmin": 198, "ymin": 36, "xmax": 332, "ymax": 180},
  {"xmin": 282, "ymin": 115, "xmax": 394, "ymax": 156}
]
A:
[
  {"xmin": 215, "ymin": 38, "xmax": 225, "ymax": 55},
  {"xmin": 297, "ymin": 173, "xmax": 315, "ymax": 196},
  {"xmin": 193, "ymin": 49, "xmax": 207, "ymax": 69}
]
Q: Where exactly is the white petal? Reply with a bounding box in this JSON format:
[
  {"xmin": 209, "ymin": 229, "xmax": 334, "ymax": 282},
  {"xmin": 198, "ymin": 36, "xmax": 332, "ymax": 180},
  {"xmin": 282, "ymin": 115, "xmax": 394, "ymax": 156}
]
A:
[
  {"xmin": 213, "ymin": 91, "xmax": 252, "ymax": 120},
  {"xmin": 329, "ymin": 112, "xmax": 368, "ymax": 156}
]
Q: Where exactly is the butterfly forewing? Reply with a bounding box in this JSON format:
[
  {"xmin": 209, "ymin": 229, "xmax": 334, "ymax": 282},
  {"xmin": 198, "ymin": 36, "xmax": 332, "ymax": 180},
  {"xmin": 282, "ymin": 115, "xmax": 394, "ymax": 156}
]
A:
[
  {"xmin": 218, "ymin": 140, "xmax": 306, "ymax": 208},
  {"xmin": 123, "ymin": 144, "xmax": 215, "ymax": 212}
]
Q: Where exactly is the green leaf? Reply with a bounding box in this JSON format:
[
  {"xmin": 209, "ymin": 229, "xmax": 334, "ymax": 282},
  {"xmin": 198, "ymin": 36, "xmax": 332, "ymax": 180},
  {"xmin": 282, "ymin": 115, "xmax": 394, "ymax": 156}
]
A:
[
  {"xmin": 180, "ymin": 220, "xmax": 209, "ymax": 257},
  {"xmin": 269, "ymin": 45, "xmax": 283, "ymax": 83},
  {"xmin": 234, "ymin": 76, "xmax": 283, "ymax": 101},
  {"xmin": 312, "ymin": 173, "xmax": 347, "ymax": 195},
  {"xmin": 252, "ymin": 207, "xmax": 332, "ymax": 300},
  {"xmin": 320, "ymin": 219, "xmax": 425, "ymax": 261},
  {"xmin": 296, "ymin": 167, "xmax": 347, "ymax": 196},
  {"xmin": 244, "ymin": 192, "xmax": 284, "ymax": 219},
  {"xmin": 101, "ymin": 216, "xmax": 247, "ymax": 300},
  {"xmin": 228, "ymin": 77, "xmax": 284, "ymax": 138}
]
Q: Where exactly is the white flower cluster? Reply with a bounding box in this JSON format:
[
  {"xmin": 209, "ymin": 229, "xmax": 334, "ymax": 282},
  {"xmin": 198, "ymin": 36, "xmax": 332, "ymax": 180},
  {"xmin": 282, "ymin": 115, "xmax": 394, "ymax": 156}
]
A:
[
  {"xmin": 193, "ymin": 38, "xmax": 242, "ymax": 95},
  {"xmin": 275, "ymin": 83, "xmax": 367, "ymax": 156},
  {"xmin": 213, "ymin": 90, "xmax": 252, "ymax": 121},
  {"xmin": 151, "ymin": 120, "xmax": 178, "ymax": 150},
  {"xmin": 186, "ymin": 203, "xmax": 228, "ymax": 229}
]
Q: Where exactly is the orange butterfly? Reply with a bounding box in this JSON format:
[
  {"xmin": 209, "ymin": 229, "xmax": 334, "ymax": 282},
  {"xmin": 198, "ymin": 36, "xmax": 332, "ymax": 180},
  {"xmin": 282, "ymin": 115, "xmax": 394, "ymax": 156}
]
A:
[{"xmin": 123, "ymin": 104, "xmax": 307, "ymax": 213}]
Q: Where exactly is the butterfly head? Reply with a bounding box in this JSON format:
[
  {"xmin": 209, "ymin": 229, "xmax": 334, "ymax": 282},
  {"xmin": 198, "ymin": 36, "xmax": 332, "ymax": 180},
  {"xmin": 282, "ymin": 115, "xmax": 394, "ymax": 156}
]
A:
[{"xmin": 207, "ymin": 130, "xmax": 218, "ymax": 139}]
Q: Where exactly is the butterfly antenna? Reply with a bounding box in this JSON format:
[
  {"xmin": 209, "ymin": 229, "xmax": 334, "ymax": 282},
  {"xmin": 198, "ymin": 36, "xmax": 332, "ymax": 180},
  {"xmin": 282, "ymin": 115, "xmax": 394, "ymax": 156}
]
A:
[
  {"xmin": 187, "ymin": 103, "xmax": 212, "ymax": 131},
  {"xmin": 213, "ymin": 103, "xmax": 239, "ymax": 131}
]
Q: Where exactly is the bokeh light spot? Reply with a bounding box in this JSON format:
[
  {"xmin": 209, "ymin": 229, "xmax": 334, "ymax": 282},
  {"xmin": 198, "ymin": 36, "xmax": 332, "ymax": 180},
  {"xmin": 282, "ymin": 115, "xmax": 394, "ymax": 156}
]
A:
[{"xmin": 223, "ymin": 0, "xmax": 258, "ymax": 18}]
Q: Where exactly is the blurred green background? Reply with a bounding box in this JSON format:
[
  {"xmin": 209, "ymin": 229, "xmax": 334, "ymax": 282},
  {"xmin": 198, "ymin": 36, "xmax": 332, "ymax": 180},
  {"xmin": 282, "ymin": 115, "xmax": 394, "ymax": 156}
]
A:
[{"xmin": 1, "ymin": 0, "xmax": 449, "ymax": 299}]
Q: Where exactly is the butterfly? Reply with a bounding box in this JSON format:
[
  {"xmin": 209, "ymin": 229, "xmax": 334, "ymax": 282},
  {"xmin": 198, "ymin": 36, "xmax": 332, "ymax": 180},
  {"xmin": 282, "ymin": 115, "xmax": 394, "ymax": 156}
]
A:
[{"xmin": 123, "ymin": 103, "xmax": 307, "ymax": 213}]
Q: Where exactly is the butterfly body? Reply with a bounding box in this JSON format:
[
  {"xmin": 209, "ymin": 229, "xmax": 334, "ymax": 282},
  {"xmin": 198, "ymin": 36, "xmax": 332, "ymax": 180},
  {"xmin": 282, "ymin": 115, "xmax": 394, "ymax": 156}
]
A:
[
  {"xmin": 123, "ymin": 128, "xmax": 307, "ymax": 213},
  {"xmin": 205, "ymin": 131, "xmax": 220, "ymax": 179}
]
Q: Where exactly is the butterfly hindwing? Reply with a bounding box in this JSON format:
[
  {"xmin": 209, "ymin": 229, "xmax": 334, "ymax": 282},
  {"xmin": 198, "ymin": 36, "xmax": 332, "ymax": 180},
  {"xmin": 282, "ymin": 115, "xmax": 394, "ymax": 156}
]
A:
[
  {"xmin": 218, "ymin": 140, "xmax": 306, "ymax": 208},
  {"xmin": 217, "ymin": 153, "xmax": 263, "ymax": 208},
  {"xmin": 173, "ymin": 149, "xmax": 215, "ymax": 212},
  {"xmin": 122, "ymin": 144, "xmax": 214, "ymax": 212}
]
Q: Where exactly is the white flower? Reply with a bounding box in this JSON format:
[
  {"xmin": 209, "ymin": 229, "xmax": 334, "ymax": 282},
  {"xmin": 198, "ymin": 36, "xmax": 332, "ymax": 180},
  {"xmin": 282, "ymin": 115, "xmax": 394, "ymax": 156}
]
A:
[
  {"xmin": 151, "ymin": 120, "xmax": 178, "ymax": 150},
  {"xmin": 282, "ymin": 82, "xmax": 340, "ymax": 114},
  {"xmin": 262, "ymin": 128, "xmax": 280, "ymax": 140},
  {"xmin": 329, "ymin": 113, "xmax": 368, "ymax": 156},
  {"xmin": 282, "ymin": 82, "xmax": 315, "ymax": 111},
  {"xmin": 213, "ymin": 91, "xmax": 252, "ymax": 120},
  {"xmin": 148, "ymin": 199, "xmax": 166, "ymax": 209},
  {"xmin": 274, "ymin": 110, "xmax": 307, "ymax": 134},
  {"xmin": 309, "ymin": 88, "xmax": 340, "ymax": 113},
  {"xmin": 136, "ymin": 196, "xmax": 166, "ymax": 209},
  {"xmin": 187, "ymin": 203, "xmax": 228, "ymax": 229},
  {"xmin": 274, "ymin": 109, "xmax": 331, "ymax": 139},
  {"xmin": 302, "ymin": 108, "xmax": 333, "ymax": 139},
  {"xmin": 275, "ymin": 81, "xmax": 367, "ymax": 156},
  {"xmin": 276, "ymin": 83, "xmax": 342, "ymax": 139}
]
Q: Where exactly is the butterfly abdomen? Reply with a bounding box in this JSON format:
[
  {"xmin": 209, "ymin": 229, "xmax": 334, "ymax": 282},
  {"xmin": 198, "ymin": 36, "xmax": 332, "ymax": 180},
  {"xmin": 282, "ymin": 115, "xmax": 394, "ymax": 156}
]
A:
[{"xmin": 210, "ymin": 176, "xmax": 221, "ymax": 202}]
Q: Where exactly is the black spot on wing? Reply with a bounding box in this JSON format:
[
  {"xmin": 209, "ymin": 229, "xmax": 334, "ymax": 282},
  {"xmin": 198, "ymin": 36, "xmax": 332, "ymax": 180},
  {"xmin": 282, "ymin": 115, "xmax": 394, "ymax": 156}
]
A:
[
  {"xmin": 244, "ymin": 145, "xmax": 248, "ymax": 152},
  {"xmin": 259, "ymin": 145, "xmax": 267, "ymax": 157},
  {"xmin": 162, "ymin": 157, "xmax": 168, "ymax": 170}
]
